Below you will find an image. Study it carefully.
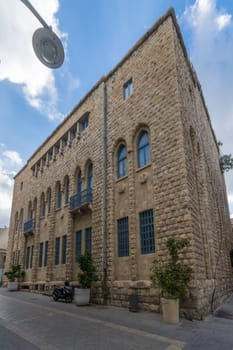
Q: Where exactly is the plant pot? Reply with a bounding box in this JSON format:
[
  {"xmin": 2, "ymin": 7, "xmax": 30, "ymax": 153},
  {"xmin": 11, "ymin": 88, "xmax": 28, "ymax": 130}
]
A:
[
  {"xmin": 74, "ymin": 288, "xmax": 90, "ymax": 306},
  {"xmin": 8, "ymin": 281, "xmax": 19, "ymax": 291},
  {"xmin": 161, "ymin": 298, "xmax": 179, "ymax": 324}
]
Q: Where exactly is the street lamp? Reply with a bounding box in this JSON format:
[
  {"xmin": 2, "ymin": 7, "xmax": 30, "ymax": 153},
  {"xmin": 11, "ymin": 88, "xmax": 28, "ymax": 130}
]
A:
[{"xmin": 20, "ymin": 0, "xmax": 64, "ymax": 69}]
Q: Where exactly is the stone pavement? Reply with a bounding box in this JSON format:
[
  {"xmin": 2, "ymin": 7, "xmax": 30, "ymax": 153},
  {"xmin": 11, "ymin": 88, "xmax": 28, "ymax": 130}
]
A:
[{"xmin": 0, "ymin": 287, "xmax": 233, "ymax": 350}]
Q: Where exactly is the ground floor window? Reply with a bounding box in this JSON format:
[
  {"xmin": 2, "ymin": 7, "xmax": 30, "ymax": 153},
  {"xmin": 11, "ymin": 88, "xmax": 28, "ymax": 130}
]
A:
[{"xmin": 139, "ymin": 209, "xmax": 155, "ymax": 254}]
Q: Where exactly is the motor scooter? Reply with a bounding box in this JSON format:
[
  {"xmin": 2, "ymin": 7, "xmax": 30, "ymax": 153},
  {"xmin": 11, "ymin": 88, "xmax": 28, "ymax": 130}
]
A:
[{"xmin": 52, "ymin": 282, "xmax": 73, "ymax": 303}]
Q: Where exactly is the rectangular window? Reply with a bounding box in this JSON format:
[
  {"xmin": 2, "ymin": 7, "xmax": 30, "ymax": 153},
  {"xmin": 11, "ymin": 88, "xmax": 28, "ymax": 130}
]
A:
[
  {"xmin": 75, "ymin": 230, "xmax": 82, "ymax": 262},
  {"xmin": 62, "ymin": 235, "xmax": 67, "ymax": 264},
  {"xmin": 139, "ymin": 209, "xmax": 155, "ymax": 254},
  {"xmin": 48, "ymin": 149, "xmax": 53, "ymax": 161},
  {"xmin": 20, "ymin": 182, "xmax": 24, "ymax": 191},
  {"xmin": 55, "ymin": 143, "xmax": 60, "ymax": 155},
  {"xmin": 71, "ymin": 125, "xmax": 77, "ymax": 140},
  {"xmin": 117, "ymin": 217, "xmax": 129, "ymax": 257},
  {"xmin": 26, "ymin": 247, "xmax": 30, "ymax": 269},
  {"xmin": 85, "ymin": 227, "xmax": 92, "ymax": 253},
  {"xmin": 30, "ymin": 245, "xmax": 34, "ymax": 269},
  {"xmin": 123, "ymin": 78, "xmax": 133, "ymax": 99},
  {"xmin": 79, "ymin": 113, "xmax": 89, "ymax": 132},
  {"xmin": 39, "ymin": 242, "xmax": 43, "ymax": 267},
  {"xmin": 44, "ymin": 241, "xmax": 48, "ymax": 267},
  {"xmin": 55, "ymin": 237, "xmax": 60, "ymax": 265},
  {"xmin": 62, "ymin": 134, "xmax": 68, "ymax": 148}
]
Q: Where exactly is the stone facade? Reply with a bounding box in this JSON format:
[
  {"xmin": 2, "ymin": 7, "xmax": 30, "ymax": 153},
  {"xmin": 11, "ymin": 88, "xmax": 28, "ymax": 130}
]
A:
[{"xmin": 5, "ymin": 8, "xmax": 233, "ymax": 319}]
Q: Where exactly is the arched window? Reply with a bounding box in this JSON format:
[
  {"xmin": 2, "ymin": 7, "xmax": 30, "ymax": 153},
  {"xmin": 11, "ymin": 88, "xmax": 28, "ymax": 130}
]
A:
[
  {"xmin": 137, "ymin": 130, "xmax": 150, "ymax": 168},
  {"xmin": 47, "ymin": 188, "xmax": 52, "ymax": 214},
  {"xmin": 77, "ymin": 171, "xmax": 82, "ymax": 194},
  {"xmin": 64, "ymin": 176, "xmax": 70, "ymax": 204},
  {"xmin": 41, "ymin": 193, "xmax": 46, "ymax": 217},
  {"xmin": 28, "ymin": 201, "xmax": 33, "ymax": 220},
  {"xmin": 117, "ymin": 144, "xmax": 127, "ymax": 178},
  {"xmin": 87, "ymin": 164, "xmax": 93, "ymax": 190},
  {"xmin": 57, "ymin": 182, "xmax": 62, "ymax": 209}
]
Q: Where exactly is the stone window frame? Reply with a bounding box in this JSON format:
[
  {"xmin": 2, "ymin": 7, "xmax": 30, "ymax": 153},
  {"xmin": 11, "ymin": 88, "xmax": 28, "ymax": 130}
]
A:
[
  {"xmin": 123, "ymin": 78, "xmax": 133, "ymax": 100},
  {"xmin": 137, "ymin": 129, "xmax": 151, "ymax": 168},
  {"xmin": 117, "ymin": 216, "xmax": 129, "ymax": 257}
]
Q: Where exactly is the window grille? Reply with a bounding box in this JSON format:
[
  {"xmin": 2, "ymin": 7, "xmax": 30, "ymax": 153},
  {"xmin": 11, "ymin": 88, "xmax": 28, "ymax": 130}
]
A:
[
  {"xmin": 85, "ymin": 227, "xmax": 92, "ymax": 253},
  {"xmin": 44, "ymin": 241, "xmax": 48, "ymax": 267},
  {"xmin": 39, "ymin": 242, "xmax": 43, "ymax": 267},
  {"xmin": 75, "ymin": 230, "xmax": 82, "ymax": 262},
  {"xmin": 62, "ymin": 235, "xmax": 67, "ymax": 264},
  {"xmin": 55, "ymin": 237, "xmax": 60, "ymax": 265},
  {"xmin": 117, "ymin": 217, "xmax": 129, "ymax": 257},
  {"xmin": 139, "ymin": 209, "xmax": 155, "ymax": 254}
]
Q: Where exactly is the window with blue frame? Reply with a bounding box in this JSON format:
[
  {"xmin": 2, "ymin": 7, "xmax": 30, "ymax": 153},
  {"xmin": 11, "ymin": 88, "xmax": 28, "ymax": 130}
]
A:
[
  {"xmin": 30, "ymin": 245, "xmax": 33, "ymax": 268},
  {"xmin": 71, "ymin": 125, "xmax": 77, "ymax": 140},
  {"xmin": 55, "ymin": 237, "xmax": 60, "ymax": 265},
  {"xmin": 139, "ymin": 209, "xmax": 155, "ymax": 254},
  {"xmin": 62, "ymin": 235, "xmax": 67, "ymax": 264},
  {"xmin": 44, "ymin": 241, "xmax": 48, "ymax": 267},
  {"xmin": 117, "ymin": 144, "xmax": 127, "ymax": 178},
  {"xmin": 65, "ymin": 176, "xmax": 70, "ymax": 204},
  {"xmin": 75, "ymin": 230, "xmax": 82, "ymax": 262},
  {"xmin": 77, "ymin": 171, "xmax": 82, "ymax": 194},
  {"xmin": 123, "ymin": 78, "xmax": 133, "ymax": 99},
  {"xmin": 41, "ymin": 193, "xmax": 46, "ymax": 217},
  {"xmin": 79, "ymin": 113, "xmax": 89, "ymax": 132},
  {"xmin": 117, "ymin": 217, "xmax": 129, "ymax": 257},
  {"xmin": 85, "ymin": 227, "xmax": 92, "ymax": 253},
  {"xmin": 39, "ymin": 242, "xmax": 43, "ymax": 267},
  {"xmin": 26, "ymin": 246, "xmax": 30, "ymax": 269},
  {"xmin": 87, "ymin": 164, "xmax": 93, "ymax": 190},
  {"xmin": 57, "ymin": 183, "xmax": 62, "ymax": 209},
  {"xmin": 47, "ymin": 188, "xmax": 52, "ymax": 214},
  {"xmin": 137, "ymin": 130, "xmax": 150, "ymax": 168}
]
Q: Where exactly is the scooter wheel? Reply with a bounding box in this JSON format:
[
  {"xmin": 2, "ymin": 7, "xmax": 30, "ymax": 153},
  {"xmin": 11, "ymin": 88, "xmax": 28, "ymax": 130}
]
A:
[{"xmin": 53, "ymin": 294, "xmax": 58, "ymax": 301}]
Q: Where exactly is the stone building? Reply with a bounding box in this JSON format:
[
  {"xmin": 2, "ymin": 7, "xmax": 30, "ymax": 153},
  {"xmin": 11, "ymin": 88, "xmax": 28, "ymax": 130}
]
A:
[
  {"xmin": 0, "ymin": 227, "xmax": 9, "ymax": 286},
  {"xmin": 5, "ymin": 8, "xmax": 233, "ymax": 319}
]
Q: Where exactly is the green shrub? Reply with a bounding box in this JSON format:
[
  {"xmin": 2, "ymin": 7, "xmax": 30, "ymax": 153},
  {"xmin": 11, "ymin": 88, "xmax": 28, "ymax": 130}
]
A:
[
  {"xmin": 4, "ymin": 265, "xmax": 25, "ymax": 282},
  {"xmin": 150, "ymin": 238, "xmax": 192, "ymax": 299},
  {"xmin": 77, "ymin": 252, "xmax": 98, "ymax": 288}
]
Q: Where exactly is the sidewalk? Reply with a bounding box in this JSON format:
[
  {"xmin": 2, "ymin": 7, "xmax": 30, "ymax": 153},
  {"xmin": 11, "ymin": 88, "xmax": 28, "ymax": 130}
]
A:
[{"xmin": 0, "ymin": 288, "xmax": 233, "ymax": 350}]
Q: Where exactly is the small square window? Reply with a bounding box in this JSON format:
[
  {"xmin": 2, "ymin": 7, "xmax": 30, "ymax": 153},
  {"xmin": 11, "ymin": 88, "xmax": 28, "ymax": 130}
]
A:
[
  {"xmin": 79, "ymin": 113, "xmax": 89, "ymax": 132},
  {"xmin": 123, "ymin": 79, "xmax": 133, "ymax": 100}
]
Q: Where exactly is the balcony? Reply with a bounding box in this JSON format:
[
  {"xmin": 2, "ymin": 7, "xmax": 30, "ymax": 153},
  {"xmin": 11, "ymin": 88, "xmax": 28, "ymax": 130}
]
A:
[
  {"xmin": 23, "ymin": 219, "xmax": 35, "ymax": 236},
  {"xmin": 70, "ymin": 188, "xmax": 92, "ymax": 213}
]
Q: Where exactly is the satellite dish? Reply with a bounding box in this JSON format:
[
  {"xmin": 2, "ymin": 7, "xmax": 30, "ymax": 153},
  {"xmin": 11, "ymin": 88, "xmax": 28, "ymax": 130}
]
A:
[{"xmin": 32, "ymin": 27, "xmax": 64, "ymax": 69}]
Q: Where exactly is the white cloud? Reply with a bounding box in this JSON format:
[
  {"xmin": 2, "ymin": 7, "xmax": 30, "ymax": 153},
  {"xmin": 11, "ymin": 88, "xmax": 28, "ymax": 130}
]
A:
[
  {"xmin": 0, "ymin": 145, "xmax": 23, "ymax": 227},
  {"xmin": 0, "ymin": 0, "xmax": 66, "ymax": 120},
  {"xmin": 183, "ymin": 0, "xmax": 233, "ymax": 215}
]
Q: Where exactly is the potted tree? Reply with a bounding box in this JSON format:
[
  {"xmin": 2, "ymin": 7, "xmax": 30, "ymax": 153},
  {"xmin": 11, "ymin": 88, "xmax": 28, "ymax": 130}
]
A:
[
  {"xmin": 150, "ymin": 237, "xmax": 192, "ymax": 324},
  {"xmin": 4, "ymin": 265, "xmax": 25, "ymax": 291},
  {"xmin": 75, "ymin": 251, "xmax": 98, "ymax": 306}
]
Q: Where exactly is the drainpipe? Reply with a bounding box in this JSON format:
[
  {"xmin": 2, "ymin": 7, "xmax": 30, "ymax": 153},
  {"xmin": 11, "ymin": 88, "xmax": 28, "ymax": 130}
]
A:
[{"xmin": 103, "ymin": 81, "xmax": 108, "ymax": 303}]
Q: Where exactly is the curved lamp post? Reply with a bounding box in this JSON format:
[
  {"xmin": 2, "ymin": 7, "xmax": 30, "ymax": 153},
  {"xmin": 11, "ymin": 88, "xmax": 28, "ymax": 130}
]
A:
[{"xmin": 20, "ymin": 0, "xmax": 64, "ymax": 69}]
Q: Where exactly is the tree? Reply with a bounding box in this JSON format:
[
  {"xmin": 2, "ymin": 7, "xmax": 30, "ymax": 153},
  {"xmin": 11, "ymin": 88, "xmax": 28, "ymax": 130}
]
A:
[{"xmin": 218, "ymin": 141, "xmax": 233, "ymax": 173}]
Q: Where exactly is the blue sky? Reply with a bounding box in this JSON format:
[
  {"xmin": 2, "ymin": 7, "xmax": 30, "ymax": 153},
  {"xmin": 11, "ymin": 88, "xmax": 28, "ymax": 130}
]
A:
[{"xmin": 0, "ymin": 0, "xmax": 233, "ymax": 227}]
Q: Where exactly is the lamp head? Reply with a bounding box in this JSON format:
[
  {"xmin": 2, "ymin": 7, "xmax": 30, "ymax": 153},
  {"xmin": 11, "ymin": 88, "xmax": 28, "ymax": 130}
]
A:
[{"xmin": 32, "ymin": 27, "xmax": 64, "ymax": 69}]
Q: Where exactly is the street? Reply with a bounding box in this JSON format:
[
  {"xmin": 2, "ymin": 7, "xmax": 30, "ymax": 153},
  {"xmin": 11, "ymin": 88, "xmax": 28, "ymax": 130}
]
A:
[{"xmin": 0, "ymin": 288, "xmax": 233, "ymax": 350}]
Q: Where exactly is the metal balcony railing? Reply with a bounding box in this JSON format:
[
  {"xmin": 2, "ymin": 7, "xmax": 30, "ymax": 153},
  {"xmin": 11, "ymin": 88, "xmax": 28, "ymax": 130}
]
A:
[
  {"xmin": 23, "ymin": 218, "xmax": 35, "ymax": 234},
  {"xmin": 70, "ymin": 188, "xmax": 92, "ymax": 212}
]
